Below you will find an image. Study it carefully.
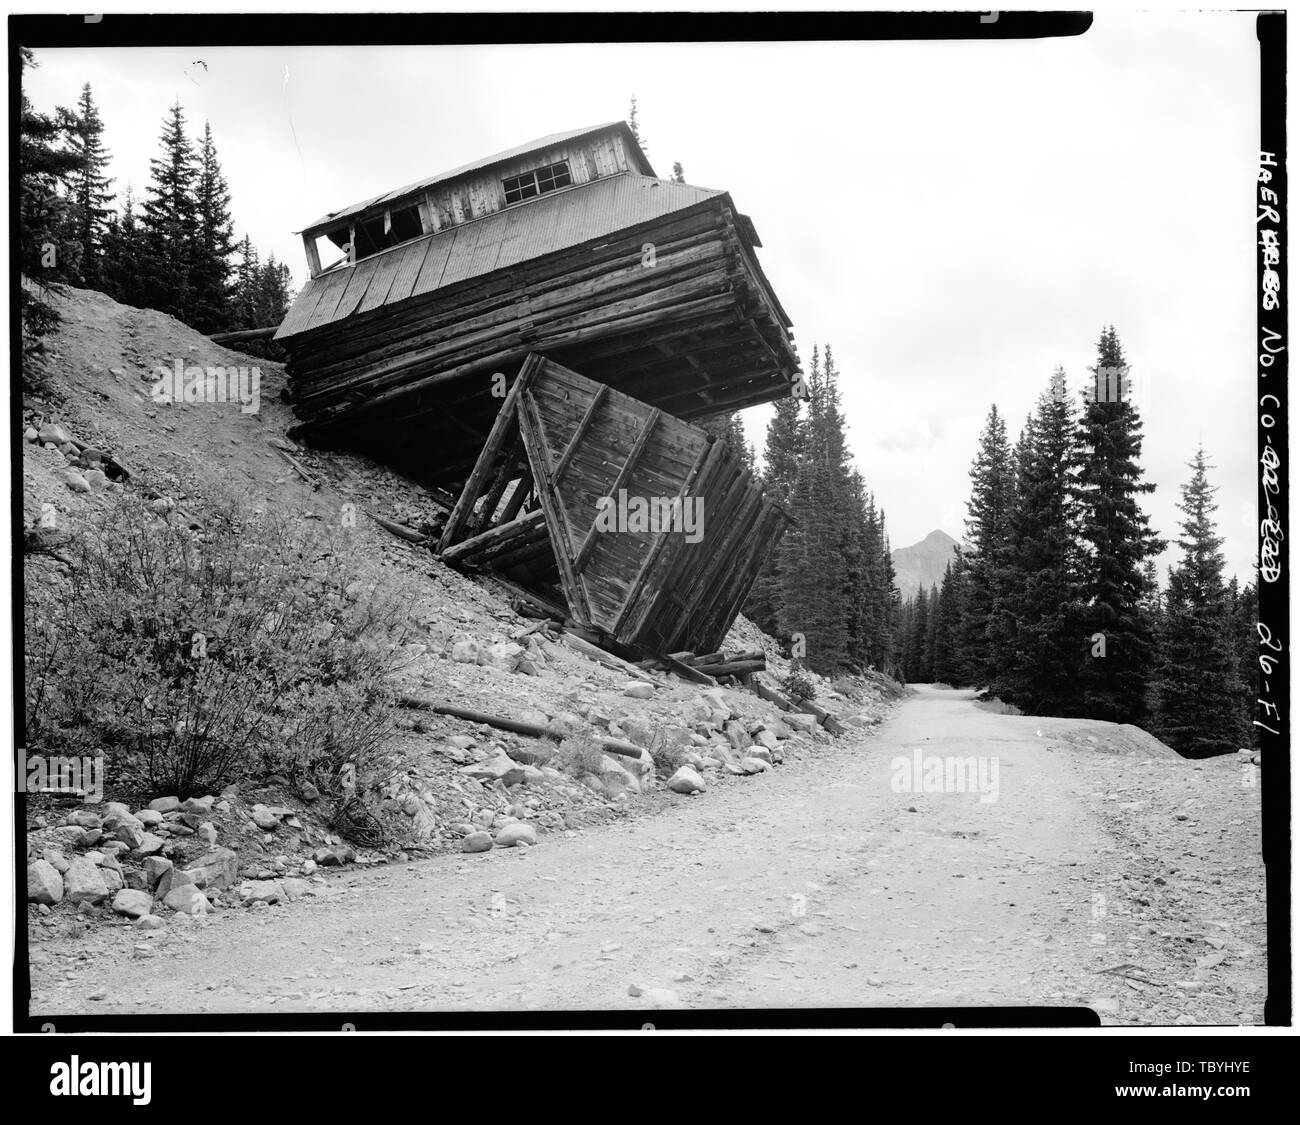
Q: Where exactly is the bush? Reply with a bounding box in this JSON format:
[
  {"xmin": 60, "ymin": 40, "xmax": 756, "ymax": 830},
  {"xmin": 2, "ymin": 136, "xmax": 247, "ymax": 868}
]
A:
[
  {"xmin": 645, "ymin": 729, "xmax": 685, "ymax": 778},
  {"xmin": 555, "ymin": 731, "xmax": 605, "ymax": 778},
  {"xmin": 781, "ymin": 667, "xmax": 817, "ymax": 704},
  {"xmin": 25, "ymin": 492, "xmax": 416, "ymax": 799},
  {"xmin": 830, "ymin": 675, "xmax": 864, "ymax": 702}
]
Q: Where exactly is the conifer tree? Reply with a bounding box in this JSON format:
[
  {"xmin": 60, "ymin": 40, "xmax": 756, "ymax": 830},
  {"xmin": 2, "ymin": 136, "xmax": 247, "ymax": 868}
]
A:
[
  {"xmin": 1152, "ymin": 448, "xmax": 1243, "ymax": 756},
  {"xmin": 63, "ymin": 83, "xmax": 114, "ymax": 288},
  {"xmin": 140, "ymin": 101, "xmax": 200, "ymax": 321},
  {"xmin": 1072, "ymin": 327, "xmax": 1163, "ymax": 723},
  {"xmin": 19, "ymin": 48, "xmax": 82, "ymax": 350},
  {"xmin": 991, "ymin": 369, "xmax": 1082, "ymax": 714},
  {"xmin": 99, "ymin": 186, "xmax": 149, "ymax": 309},
  {"xmin": 923, "ymin": 581, "xmax": 942, "ymax": 682},
  {"xmin": 1231, "ymin": 578, "xmax": 1260, "ymax": 750},
  {"xmin": 962, "ymin": 404, "xmax": 1014, "ymax": 685},
  {"xmin": 191, "ymin": 121, "xmax": 236, "ymax": 333},
  {"xmin": 777, "ymin": 345, "xmax": 854, "ymax": 673},
  {"xmin": 744, "ymin": 388, "xmax": 804, "ymax": 635}
]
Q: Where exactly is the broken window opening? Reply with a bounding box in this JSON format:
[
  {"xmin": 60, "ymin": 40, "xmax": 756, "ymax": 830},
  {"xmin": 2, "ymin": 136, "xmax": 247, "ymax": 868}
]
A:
[{"xmin": 503, "ymin": 161, "xmax": 572, "ymax": 205}]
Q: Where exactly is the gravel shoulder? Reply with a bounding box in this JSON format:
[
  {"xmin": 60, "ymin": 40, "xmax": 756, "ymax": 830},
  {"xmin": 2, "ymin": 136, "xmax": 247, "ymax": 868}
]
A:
[{"xmin": 29, "ymin": 687, "xmax": 1265, "ymax": 1025}]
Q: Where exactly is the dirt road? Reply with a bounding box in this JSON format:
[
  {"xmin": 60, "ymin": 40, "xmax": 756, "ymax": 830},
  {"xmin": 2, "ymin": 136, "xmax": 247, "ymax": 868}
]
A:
[{"xmin": 29, "ymin": 687, "xmax": 1266, "ymax": 1025}]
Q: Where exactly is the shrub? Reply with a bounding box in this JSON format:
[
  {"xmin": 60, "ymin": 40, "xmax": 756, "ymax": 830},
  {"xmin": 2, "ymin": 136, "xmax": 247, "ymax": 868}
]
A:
[
  {"xmin": 781, "ymin": 667, "xmax": 817, "ymax": 704},
  {"xmin": 645, "ymin": 729, "xmax": 685, "ymax": 778},
  {"xmin": 830, "ymin": 675, "xmax": 864, "ymax": 703},
  {"xmin": 555, "ymin": 731, "xmax": 605, "ymax": 778},
  {"xmin": 25, "ymin": 491, "xmax": 416, "ymax": 798}
]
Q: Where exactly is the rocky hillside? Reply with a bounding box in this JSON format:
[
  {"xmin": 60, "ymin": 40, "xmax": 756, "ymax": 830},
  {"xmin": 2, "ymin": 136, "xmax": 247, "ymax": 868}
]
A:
[
  {"xmin": 891, "ymin": 528, "xmax": 960, "ymax": 598},
  {"xmin": 22, "ymin": 285, "xmax": 905, "ymax": 932}
]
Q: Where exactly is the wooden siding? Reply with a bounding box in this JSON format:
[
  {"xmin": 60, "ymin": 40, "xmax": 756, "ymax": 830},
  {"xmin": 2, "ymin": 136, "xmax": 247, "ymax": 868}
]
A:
[{"xmin": 440, "ymin": 355, "xmax": 790, "ymax": 656}]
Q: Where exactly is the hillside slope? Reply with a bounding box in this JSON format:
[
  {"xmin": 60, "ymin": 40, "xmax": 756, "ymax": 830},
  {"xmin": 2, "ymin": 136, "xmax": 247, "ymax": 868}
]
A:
[{"xmin": 21, "ymin": 285, "xmax": 901, "ymax": 907}]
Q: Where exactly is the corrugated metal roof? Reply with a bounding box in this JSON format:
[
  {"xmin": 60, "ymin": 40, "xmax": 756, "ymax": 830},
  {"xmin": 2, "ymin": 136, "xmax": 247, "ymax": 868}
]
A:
[
  {"xmin": 300, "ymin": 121, "xmax": 654, "ymax": 233},
  {"xmin": 277, "ymin": 174, "xmax": 723, "ymax": 340}
]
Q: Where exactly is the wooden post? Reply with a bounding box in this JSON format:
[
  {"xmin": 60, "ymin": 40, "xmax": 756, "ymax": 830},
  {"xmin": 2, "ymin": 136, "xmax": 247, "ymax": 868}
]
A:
[{"xmin": 436, "ymin": 361, "xmax": 532, "ymax": 552}]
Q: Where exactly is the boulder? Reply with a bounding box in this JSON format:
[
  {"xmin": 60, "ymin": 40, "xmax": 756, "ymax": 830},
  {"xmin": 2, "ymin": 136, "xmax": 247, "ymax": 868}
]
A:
[
  {"xmin": 495, "ymin": 822, "xmax": 538, "ymax": 848},
  {"xmin": 163, "ymin": 885, "xmax": 209, "ymax": 915},
  {"xmin": 450, "ymin": 640, "xmax": 480, "ymax": 663},
  {"xmin": 28, "ymin": 859, "xmax": 64, "ymax": 905},
  {"xmin": 135, "ymin": 809, "xmax": 164, "ymax": 828},
  {"xmin": 461, "ymin": 831, "xmax": 494, "ymax": 853},
  {"xmin": 155, "ymin": 864, "xmax": 194, "ymax": 900},
  {"xmin": 143, "ymin": 856, "xmax": 172, "ymax": 890},
  {"xmin": 42, "ymin": 849, "xmax": 69, "ymax": 874},
  {"xmin": 486, "ymin": 642, "xmax": 524, "ymax": 671},
  {"xmin": 113, "ymin": 816, "xmax": 145, "ymax": 842},
  {"xmin": 183, "ymin": 846, "xmax": 239, "ymax": 889},
  {"xmin": 64, "ymin": 857, "xmax": 110, "ymax": 904},
  {"xmin": 240, "ymin": 880, "xmax": 285, "ymax": 905},
  {"xmin": 67, "ymin": 809, "xmax": 103, "ymax": 829},
  {"xmin": 134, "ymin": 914, "xmax": 167, "ymax": 932},
  {"xmin": 783, "ymin": 711, "xmax": 818, "ymax": 733},
  {"xmin": 131, "ymin": 833, "xmax": 166, "ymax": 858},
  {"xmin": 724, "ymin": 720, "xmax": 751, "ymax": 751},
  {"xmin": 111, "ymin": 889, "xmax": 153, "ymax": 918},
  {"xmin": 62, "ymin": 470, "xmax": 91, "ymax": 494},
  {"xmin": 753, "ymin": 729, "xmax": 781, "ymax": 751},
  {"xmin": 739, "ymin": 757, "xmax": 772, "ymax": 775},
  {"xmin": 667, "ymin": 766, "xmax": 706, "ymax": 795},
  {"xmin": 252, "ymin": 808, "xmax": 281, "ymax": 831},
  {"xmin": 280, "ymin": 878, "xmax": 311, "ymax": 901},
  {"xmin": 181, "ymin": 795, "xmax": 215, "ymax": 814},
  {"xmin": 147, "ymin": 796, "xmax": 181, "ymax": 813},
  {"xmin": 622, "ymin": 681, "xmax": 655, "ymax": 700}
]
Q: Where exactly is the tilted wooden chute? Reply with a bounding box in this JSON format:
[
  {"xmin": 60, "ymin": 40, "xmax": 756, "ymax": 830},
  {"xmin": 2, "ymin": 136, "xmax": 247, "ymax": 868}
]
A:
[{"xmin": 436, "ymin": 354, "xmax": 791, "ymax": 656}]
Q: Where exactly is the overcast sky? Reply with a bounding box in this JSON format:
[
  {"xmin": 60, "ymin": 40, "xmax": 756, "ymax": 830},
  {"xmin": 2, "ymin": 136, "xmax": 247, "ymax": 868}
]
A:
[{"xmin": 24, "ymin": 11, "xmax": 1262, "ymax": 581}]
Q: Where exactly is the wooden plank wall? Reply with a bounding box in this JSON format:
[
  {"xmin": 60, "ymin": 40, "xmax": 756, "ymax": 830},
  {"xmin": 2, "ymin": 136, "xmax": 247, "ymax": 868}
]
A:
[{"xmin": 511, "ymin": 357, "xmax": 790, "ymax": 655}]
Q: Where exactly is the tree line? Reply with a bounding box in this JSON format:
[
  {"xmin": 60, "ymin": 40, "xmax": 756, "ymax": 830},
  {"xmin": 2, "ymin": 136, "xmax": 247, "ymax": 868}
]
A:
[
  {"xmin": 19, "ymin": 49, "xmax": 292, "ymax": 355},
  {"xmin": 744, "ymin": 346, "xmax": 900, "ymax": 678},
  {"xmin": 898, "ymin": 326, "xmax": 1257, "ymax": 758}
]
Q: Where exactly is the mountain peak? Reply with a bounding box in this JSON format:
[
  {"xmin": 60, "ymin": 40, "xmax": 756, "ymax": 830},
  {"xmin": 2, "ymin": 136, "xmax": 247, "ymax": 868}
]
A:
[{"xmin": 891, "ymin": 529, "xmax": 961, "ymax": 596}]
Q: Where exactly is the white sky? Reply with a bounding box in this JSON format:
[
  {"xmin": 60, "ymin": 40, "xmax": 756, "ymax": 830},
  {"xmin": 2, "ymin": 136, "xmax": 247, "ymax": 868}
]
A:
[{"xmin": 23, "ymin": 11, "xmax": 1262, "ymax": 582}]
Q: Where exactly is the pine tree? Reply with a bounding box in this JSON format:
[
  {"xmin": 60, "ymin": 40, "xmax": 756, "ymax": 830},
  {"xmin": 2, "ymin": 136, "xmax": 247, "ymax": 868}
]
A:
[
  {"xmin": 63, "ymin": 83, "xmax": 114, "ymax": 288},
  {"xmin": 100, "ymin": 186, "xmax": 149, "ymax": 309},
  {"xmin": 190, "ymin": 121, "xmax": 236, "ymax": 333},
  {"xmin": 140, "ymin": 101, "xmax": 200, "ymax": 322},
  {"xmin": 671, "ymin": 162, "xmax": 685, "ymax": 183},
  {"xmin": 923, "ymin": 581, "xmax": 941, "ymax": 682},
  {"xmin": 991, "ymin": 369, "xmax": 1082, "ymax": 714},
  {"xmin": 229, "ymin": 234, "xmax": 260, "ymax": 327},
  {"xmin": 19, "ymin": 48, "xmax": 83, "ymax": 351},
  {"xmin": 777, "ymin": 345, "xmax": 854, "ymax": 673},
  {"xmin": 961, "ymin": 404, "xmax": 1014, "ymax": 685},
  {"xmin": 744, "ymin": 390, "xmax": 804, "ymax": 635},
  {"xmin": 1072, "ymin": 328, "xmax": 1164, "ymax": 723},
  {"xmin": 1231, "ymin": 578, "xmax": 1260, "ymax": 751},
  {"xmin": 627, "ymin": 96, "xmax": 645, "ymax": 153},
  {"xmin": 1152, "ymin": 448, "xmax": 1243, "ymax": 757}
]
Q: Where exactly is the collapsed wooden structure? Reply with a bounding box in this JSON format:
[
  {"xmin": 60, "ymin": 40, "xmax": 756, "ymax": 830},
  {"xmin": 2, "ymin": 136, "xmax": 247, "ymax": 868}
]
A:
[
  {"xmin": 274, "ymin": 122, "xmax": 799, "ymax": 659},
  {"xmin": 436, "ymin": 355, "xmax": 791, "ymax": 655}
]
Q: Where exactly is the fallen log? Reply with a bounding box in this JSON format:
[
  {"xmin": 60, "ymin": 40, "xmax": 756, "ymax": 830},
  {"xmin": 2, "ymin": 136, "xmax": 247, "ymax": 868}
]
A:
[
  {"xmin": 396, "ymin": 697, "xmax": 643, "ymax": 760},
  {"xmin": 699, "ymin": 658, "xmax": 766, "ymax": 678},
  {"xmin": 210, "ymin": 325, "xmax": 280, "ymax": 345},
  {"xmin": 367, "ymin": 513, "xmax": 429, "ymax": 544},
  {"xmin": 753, "ymin": 680, "xmax": 846, "ymax": 736},
  {"xmin": 561, "ymin": 632, "xmax": 658, "ymax": 683}
]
